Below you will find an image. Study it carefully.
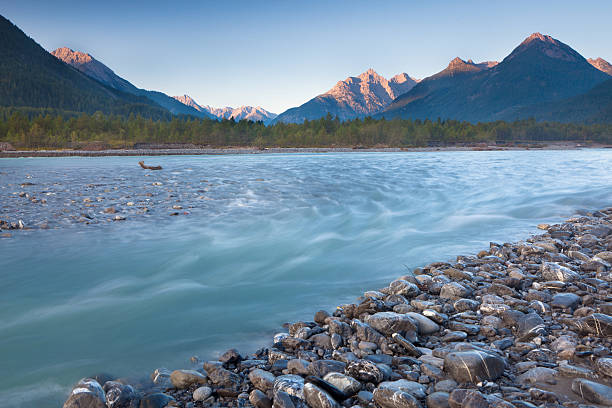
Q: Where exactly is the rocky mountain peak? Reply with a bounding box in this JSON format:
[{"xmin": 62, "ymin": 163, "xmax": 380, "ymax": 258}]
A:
[
  {"xmin": 522, "ymin": 32, "xmax": 557, "ymax": 45},
  {"xmin": 509, "ymin": 32, "xmax": 580, "ymax": 62},
  {"xmin": 588, "ymin": 57, "xmax": 612, "ymax": 75},
  {"xmin": 51, "ymin": 47, "xmax": 93, "ymax": 65},
  {"xmin": 173, "ymin": 94, "xmax": 203, "ymax": 111}
]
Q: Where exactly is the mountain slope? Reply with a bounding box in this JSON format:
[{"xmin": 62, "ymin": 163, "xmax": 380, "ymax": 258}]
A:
[
  {"xmin": 0, "ymin": 15, "xmax": 169, "ymax": 118},
  {"xmin": 272, "ymin": 69, "xmax": 418, "ymax": 124},
  {"xmin": 51, "ymin": 47, "xmax": 213, "ymax": 118},
  {"xmin": 380, "ymin": 33, "xmax": 610, "ymax": 122},
  {"xmin": 173, "ymin": 94, "xmax": 277, "ymax": 123},
  {"xmin": 516, "ymin": 77, "xmax": 612, "ymax": 123},
  {"xmin": 588, "ymin": 57, "xmax": 612, "ymax": 75}
]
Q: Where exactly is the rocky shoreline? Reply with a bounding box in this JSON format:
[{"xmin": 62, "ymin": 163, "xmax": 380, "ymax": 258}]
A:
[{"xmin": 63, "ymin": 208, "xmax": 612, "ymax": 408}]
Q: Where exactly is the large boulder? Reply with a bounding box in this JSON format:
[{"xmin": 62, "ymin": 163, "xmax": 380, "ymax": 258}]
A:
[
  {"xmin": 103, "ymin": 381, "xmax": 137, "ymax": 408},
  {"xmin": 303, "ymin": 383, "xmax": 341, "ymax": 408},
  {"xmin": 403, "ymin": 312, "xmax": 440, "ymax": 335},
  {"xmin": 364, "ymin": 312, "xmax": 418, "ymax": 336},
  {"xmin": 308, "ymin": 360, "xmax": 346, "ymax": 378},
  {"xmin": 345, "ymin": 360, "xmax": 384, "ymax": 383},
  {"xmin": 170, "ymin": 369, "xmax": 208, "ymax": 389},
  {"xmin": 274, "ymin": 375, "xmax": 305, "ymax": 400},
  {"xmin": 540, "ymin": 262, "xmax": 578, "ymax": 282},
  {"xmin": 63, "ymin": 378, "xmax": 106, "ymax": 408},
  {"xmin": 440, "ymin": 282, "xmax": 473, "ymax": 300},
  {"xmin": 444, "ymin": 351, "xmax": 505, "ymax": 383},
  {"xmin": 250, "ymin": 369, "xmax": 276, "ymax": 392},
  {"xmin": 571, "ymin": 378, "xmax": 612, "ymax": 405},
  {"xmin": 378, "ymin": 379, "xmax": 426, "ymax": 399},
  {"xmin": 323, "ymin": 372, "xmax": 361, "ymax": 396},
  {"xmin": 373, "ymin": 387, "xmax": 420, "ymax": 408}
]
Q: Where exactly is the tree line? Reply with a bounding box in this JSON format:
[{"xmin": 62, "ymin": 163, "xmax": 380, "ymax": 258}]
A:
[{"xmin": 1, "ymin": 108, "xmax": 610, "ymax": 149}]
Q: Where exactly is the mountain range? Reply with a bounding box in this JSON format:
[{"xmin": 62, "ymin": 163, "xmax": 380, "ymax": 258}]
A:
[
  {"xmin": 1, "ymin": 12, "xmax": 612, "ymax": 124},
  {"xmin": 51, "ymin": 47, "xmax": 215, "ymax": 119},
  {"xmin": 172, "ymin": 94, "xmax": 277, "ymax": 123},
  {"xmin": 271, "ymin": 69, "xmax": 418, "ymax": 124},
  {"xmin": 0, "ymin": 15, "xmax": 169, "ymax": 118},
  {"xmin": 378, "ymin": 33, "xmax": 611, "ymax": 123}
]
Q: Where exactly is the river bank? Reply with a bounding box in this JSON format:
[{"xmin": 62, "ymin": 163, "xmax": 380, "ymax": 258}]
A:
[
  {"xmin": 62, "ymin": 207, "xmax": 612, "ymax": 408},
  {"xmin": 1, "ymin": 142, "xmax": 608, "ymax": 158}
]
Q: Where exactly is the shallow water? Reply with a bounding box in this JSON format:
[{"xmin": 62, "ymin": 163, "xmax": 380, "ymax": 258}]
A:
[{"xmin": 0, "ymin": 151, "xmax": 611, "ymax": 407}]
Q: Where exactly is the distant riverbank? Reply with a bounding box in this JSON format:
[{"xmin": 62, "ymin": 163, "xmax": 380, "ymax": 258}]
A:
[{"xmin": 0, "ymin": 142, "xmax": 607, "ymax": 158}]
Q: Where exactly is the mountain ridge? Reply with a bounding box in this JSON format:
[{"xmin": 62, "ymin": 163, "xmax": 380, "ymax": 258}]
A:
[
  {"xmin": 379, "ymin": 32, "xmax": 610, "ymax": 122},
  {"xmin": 0, "ymin": 15, "xmax": 170, "ymax": 118},
  {"xmin": 172, "ymin": 95, "xmax": 277, "ymax": 123},
  {"xmin": 51, "ymin": 47, "xmax": 214, "ymax": 119},
  {"xmin": 272, "ymin": 69, "xmax": 419, "ymax": 124}
]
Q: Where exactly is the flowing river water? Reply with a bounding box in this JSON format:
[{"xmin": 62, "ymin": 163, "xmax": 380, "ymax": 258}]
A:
[{"xmin": 0, "ymin": 150, "xmax": 611, "ymax": 407}]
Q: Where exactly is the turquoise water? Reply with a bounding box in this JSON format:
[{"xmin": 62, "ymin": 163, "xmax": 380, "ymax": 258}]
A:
[{"xmin": 0, "ymin": 151, "xmax": 611, "ymax": 407}]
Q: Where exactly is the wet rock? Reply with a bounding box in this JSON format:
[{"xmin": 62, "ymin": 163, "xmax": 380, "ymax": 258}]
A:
[
  {"xmin": 442, "ymin": 331, "xmax": 467, "ymax": 342},
  {"xmin": 392, "ymin": 333, "xmax": 422, "ymax": 357},
  {"xmin": 576, "ymin": 313, "xmax": 612, "ymax": 336},
  {"xmin": 447, "ymin": 321, "xmax": 480, "ymax": 335},
  {"xmin": 378, "ymin": 379, "xmax": 426, "ymax": 399},
  {"xmin": 373, "ymin": 387, "xmax": 420, "ymax": 408},
  {"xmin": 427, "ymin": 391, "xmax": 450, "ymax": 408},
  {"xmin": 434, "ymin": 379, "xmax": 457, "ymax": 393},
  {"xmin": 516, "ymin": 367, "xmax": 557, "ymax": 385},
  {"xmin": 103, "ymin": 381, "xmax": 136, "ymax": 408},
  {"xmin": 63, "ymin": 378, "xmax": 106, "ymax": 408},
  {"xmin": 596, "ymin": 357, "xmax": 612, "ymax": 377},
  {"xmin": 323, "ymin": 372, "xmax": 361, "ymax": 396},
  {"xmin": 364, "ymin": 312, "xmax": 418, "ymax": 337},
  {"xmin": 558, "ymin": 362, "xmax": 595, "ymax": 379},
  {"xmin": 287, "ymin": 359, "xmax": 311, "ymax": 375},
  {"xmin": 272, "ymin": 390, "xmax": 298, "ymax": 408},
  {"xmin": 250, "ymin": 369, "xmax": 276, "ymax": 392},
  {"xmin": 448, "ymin": 389, "xmax": 488, "ymax": 408},
  {"xmin": 444, "ymin": 351, "xmax": 505, "ymax": 383},
  {"xmin": 274, "ymin": 375, "xmax": 305, "ymax": 399},
  {"xmin": 193, "ymin": 386, "xmax": 213, "ymax": 401},
  {"xmin": 207, "ymin": 366, "xmax": 241, "ymax": 390},
  {"xmin": 540, "ymin": 262, "xmax": 578, "ymax": 282},
  {"xmin": 303, "ymin": 383, "xmax": 341, "ymax": 408},
  {"xmin": 404, "ymin": 312, "xmax": 440, "ymax": 335},
  {"xmin": 516, "ymin": 313, "xmax": 546, "ymax": 341},
  {"xmin": 440, "ymin": 282, "xmax": 473, "ymax": 300},
  {"xmin": 453, "ymin": 299, "xmax": 480, "ymax": 312},
  {"xmin": 311, "ymin": 333, "xmax": 332, "ymax": 349},
  {"xmin": 388, "ymin": 279, "xmax": 421, "ymax": 297},
  {"xmin": 151, "ymin": 368, "xmax": 173, "ymax": 390},
  {"xmin": 571, "ymin": 378, "xmax": 612, "ymax": 405},
  {"xmin": 314, "ymin": 310, "xmax": 330, "ymax": 325},
  {"xmin": 250, "ymin": 389, "xmax": 272, "ymax": 408},
  {"xmin": 356, "ymin": 390, "xmax": 373, "ymax": 404},
  {"xmin": 170, "ymin": 369, "xmax": 207, "ymax": 389},
  {"xmin": 138, "ymin": 393, "xmax": 175, "ymax": 408},
  {"xmin": 328, "ymin": 320, "xmax": 352, "ymax": 338},
  {"xmin": 550, "ymin": 293, "xmax": 581, "ymax": 310},
  {"xmin": 219, "ymin": 348, "xmax": 242, "ymax": 364},
  {"xmin": 345, "ymin": 360, "xmax": 384, "ymax": 383},
  {"xmin": 309, "ymin": 360, "xmax": 346, "ymax": 377}
]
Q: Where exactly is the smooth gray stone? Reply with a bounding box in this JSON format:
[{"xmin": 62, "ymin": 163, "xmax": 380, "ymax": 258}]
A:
[{"xmin": 571, "ymin": 378, "xmax": 612, "ymax": 405}]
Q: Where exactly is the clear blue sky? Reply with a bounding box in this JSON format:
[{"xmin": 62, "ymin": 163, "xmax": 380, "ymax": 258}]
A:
[{"xmin": 3, "ymin": 0, "xmax": 612, "ymax": 113}]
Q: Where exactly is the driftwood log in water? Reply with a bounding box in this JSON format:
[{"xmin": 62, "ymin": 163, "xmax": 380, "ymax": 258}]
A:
[{"xmin": 138, "ymin": 161, "xmax": 162, "ymax": 170}]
